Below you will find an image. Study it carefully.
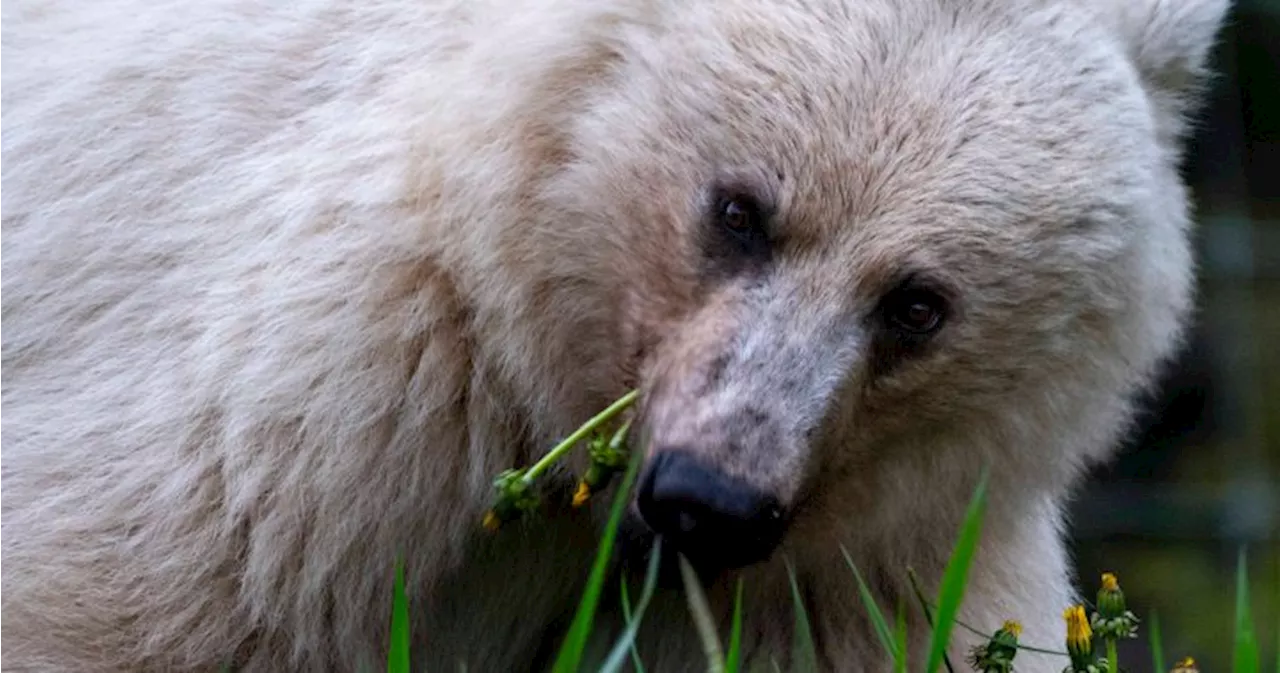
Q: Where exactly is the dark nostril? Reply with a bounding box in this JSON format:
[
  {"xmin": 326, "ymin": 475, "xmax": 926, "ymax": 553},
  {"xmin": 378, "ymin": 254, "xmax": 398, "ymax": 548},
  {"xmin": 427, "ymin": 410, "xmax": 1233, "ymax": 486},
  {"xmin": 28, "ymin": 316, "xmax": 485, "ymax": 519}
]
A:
[{"xmin": 637, "ymin": 451, "xmax": 787, "ymax": 571}]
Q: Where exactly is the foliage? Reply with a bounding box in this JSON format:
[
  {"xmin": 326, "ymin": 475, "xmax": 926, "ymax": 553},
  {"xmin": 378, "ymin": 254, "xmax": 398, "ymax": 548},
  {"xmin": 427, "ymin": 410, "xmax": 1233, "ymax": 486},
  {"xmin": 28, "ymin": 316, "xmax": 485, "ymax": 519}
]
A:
[{"xmin": 376, "ymin": 392, "xmax": 1270, "ymax": 673}]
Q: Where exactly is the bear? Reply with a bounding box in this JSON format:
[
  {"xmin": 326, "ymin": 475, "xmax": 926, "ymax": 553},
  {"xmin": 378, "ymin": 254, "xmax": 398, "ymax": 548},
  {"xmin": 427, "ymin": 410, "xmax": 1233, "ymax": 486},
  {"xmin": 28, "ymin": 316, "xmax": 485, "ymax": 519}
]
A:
[{"xmin": 0, "ymin": 0, "xmax": 1229, "ymax": 670}]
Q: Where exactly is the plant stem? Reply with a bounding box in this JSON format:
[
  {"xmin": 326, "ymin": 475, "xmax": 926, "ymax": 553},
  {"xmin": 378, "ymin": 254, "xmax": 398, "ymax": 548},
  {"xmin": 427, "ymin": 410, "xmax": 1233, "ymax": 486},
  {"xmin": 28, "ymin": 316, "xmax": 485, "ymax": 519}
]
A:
[
  {"xmin": 946, "ymin": 617, "xmax": 1071, "ymax": 657},
  {"xmin": 609, "ymin": 420, "xmax": 633, "ymax": 451},
  {"xmin": 1106, "ymin": 639, "xmax": 1118, "ymax": 673},
  {"xmin": 907, "ymin": 573, "xmax": 1072, "ymax": 659},
  {"xmin": 524, "ymin": 389, "xmax": 639, "ymax": 483}
]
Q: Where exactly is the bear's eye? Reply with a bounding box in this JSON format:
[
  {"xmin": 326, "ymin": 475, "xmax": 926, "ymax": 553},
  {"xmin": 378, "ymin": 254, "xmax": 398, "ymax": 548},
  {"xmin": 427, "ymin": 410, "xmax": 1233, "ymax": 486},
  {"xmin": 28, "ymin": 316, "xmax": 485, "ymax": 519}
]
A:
[
  {"xmin": 883, "ymin": 288, "xmax": 947, "ymax": 335},
  {"xmin": 868, "ymin": 281, "xmax": 951, "ymax": 377},
  {"xmin": 718, "ymin": 197, "xmax": 763, "ymax": 239},
  {"xmin": 700, "ymin": 188, "xmax": 772, "ymax": 272}
]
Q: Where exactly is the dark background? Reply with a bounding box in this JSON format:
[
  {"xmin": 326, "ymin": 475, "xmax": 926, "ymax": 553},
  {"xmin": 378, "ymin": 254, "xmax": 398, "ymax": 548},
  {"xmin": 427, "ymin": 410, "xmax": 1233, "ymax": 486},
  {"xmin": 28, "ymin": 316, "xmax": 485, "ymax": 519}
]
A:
[{"xmin": 1066, "ymin": 1, "xmax": 1279, "ymax": 670}]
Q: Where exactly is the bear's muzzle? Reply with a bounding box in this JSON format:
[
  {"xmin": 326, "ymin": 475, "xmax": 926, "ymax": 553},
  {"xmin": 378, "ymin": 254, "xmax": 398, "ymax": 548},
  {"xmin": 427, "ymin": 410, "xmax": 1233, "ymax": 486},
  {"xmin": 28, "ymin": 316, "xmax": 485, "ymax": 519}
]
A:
[{"xmin": 635, "ymin": 450, "xmax": 788, "ymax": 577}]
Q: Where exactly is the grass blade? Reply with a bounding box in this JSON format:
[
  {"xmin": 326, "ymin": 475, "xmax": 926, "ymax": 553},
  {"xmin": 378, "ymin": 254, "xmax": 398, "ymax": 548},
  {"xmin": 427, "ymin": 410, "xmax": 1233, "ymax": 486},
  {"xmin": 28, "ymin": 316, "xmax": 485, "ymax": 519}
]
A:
[
  {"xmin": 1149, "ymin": 610, "xmax": 1165, "ymax": 673},
  {"xmin": 618, "ymin": 578, "xmax": 648, "ymax": 673},
  {"xmin": 550, "ymin": 448, "xmax": 644, "ymax": 673},
  {"xmin": 725, "ymin": 577, "xmax": 746, "ymax": 673},
  {"xmin": 1233, "ymin": 547, "xmax": 1260, "ymax": 673},
  {"xmin": 386, "ymin": 559, "xmax": 411, "ymax": 673},
  {"xmin": 896, "ymin": 601, "xmax": 906, "ymax": 673},
  {"xmin": 841, "ymin": 545, "xmax": 898, "ymax": 662},
  {"xmin": 680, "ymin": 554, "xmax": 727, "ymax": 673},
  {"xmin": 925, "ymin": 468, "xmax": 989, "ymax": 673},
  {"xmin": 601, "ymin": 537, "xmax": 664, "ymax": 673},
  {"xmin": 786, "ymin": 558, "xmax": 820, "ymax": 673},
  {"xmin": 905, "ymin": 568, "xmax": 957, "ymax": 673}
]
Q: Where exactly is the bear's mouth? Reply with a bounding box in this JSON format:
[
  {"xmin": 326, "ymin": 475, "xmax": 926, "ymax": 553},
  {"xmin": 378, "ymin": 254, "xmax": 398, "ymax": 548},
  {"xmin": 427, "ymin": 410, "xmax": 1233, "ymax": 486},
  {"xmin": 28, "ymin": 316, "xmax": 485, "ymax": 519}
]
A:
[{"xmin": 617, "ymin": 510, "xmax": 699, "ymax": 589}]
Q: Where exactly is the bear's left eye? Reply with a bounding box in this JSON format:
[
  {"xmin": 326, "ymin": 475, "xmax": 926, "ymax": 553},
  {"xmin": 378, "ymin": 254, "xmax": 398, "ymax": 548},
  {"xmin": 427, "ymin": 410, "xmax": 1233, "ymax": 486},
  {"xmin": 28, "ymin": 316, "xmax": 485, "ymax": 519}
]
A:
[{"xmin": 882, "ymin": 288, "xmax": 948, "ymax": 335}]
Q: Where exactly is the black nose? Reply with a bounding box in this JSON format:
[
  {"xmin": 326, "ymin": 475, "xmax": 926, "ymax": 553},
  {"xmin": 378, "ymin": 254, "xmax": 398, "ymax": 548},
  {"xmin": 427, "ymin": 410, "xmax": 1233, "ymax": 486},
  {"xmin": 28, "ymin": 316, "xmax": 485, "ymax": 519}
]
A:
[{"xmin": 636, "ymin": 451, "xmax": 787, "ymax": 572}]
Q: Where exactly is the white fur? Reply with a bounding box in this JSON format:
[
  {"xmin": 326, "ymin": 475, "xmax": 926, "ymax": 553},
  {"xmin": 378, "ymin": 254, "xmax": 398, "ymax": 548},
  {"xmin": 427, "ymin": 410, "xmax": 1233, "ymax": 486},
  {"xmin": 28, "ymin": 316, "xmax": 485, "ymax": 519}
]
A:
[{"xmin": 1, "ymin": 0, "xmax": 1228, "ymax": 670}]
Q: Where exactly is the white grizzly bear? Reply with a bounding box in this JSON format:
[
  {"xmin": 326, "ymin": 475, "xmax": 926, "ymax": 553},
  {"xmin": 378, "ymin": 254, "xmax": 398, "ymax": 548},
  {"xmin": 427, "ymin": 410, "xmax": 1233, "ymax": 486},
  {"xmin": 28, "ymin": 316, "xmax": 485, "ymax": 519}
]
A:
[{"xmin": 1, "ymin": 0, "xmax": 1228, "ymax": 670}]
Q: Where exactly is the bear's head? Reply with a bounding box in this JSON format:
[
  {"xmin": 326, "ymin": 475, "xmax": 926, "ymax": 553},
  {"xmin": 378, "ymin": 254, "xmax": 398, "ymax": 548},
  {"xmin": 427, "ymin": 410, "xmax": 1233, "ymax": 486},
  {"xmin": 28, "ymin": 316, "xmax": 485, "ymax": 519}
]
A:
[{"xmin": 535, "ymin": 0, "xmax": 1229, "ymax": 579}]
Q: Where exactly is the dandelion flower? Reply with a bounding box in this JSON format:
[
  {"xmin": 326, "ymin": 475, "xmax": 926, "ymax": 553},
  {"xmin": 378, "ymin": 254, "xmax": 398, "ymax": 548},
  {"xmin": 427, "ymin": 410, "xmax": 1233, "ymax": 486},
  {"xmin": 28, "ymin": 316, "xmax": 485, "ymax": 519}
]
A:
[
  {"xmin": 1062, "ymin": 604, "xmax": 1099, "ymax": 673},
  {"xmin": 1096, "ymin": 572, "xmax": 1127, "ymax": 618},
  {"xmin": 968, "ymin": 620, "xmax": 1021, "ymax": 672},
  {"xmin": 1092, "ymin": 571, "xmax": 1139, "ymax": 639},
  {"xmin": 1064, "ymin": 605, "xmax": 1092, "ymax": 654},
  {"xmin": 482, "ymin": 468, "xmax": 540, "ymax": 531}
]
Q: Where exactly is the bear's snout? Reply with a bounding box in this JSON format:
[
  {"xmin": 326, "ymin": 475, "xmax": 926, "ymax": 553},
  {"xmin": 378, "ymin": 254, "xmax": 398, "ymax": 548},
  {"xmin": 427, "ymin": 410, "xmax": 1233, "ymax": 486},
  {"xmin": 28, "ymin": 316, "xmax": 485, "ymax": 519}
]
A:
[{"xmin": 636, "ymin": 451, "xmax": 787, "ymax": 573}]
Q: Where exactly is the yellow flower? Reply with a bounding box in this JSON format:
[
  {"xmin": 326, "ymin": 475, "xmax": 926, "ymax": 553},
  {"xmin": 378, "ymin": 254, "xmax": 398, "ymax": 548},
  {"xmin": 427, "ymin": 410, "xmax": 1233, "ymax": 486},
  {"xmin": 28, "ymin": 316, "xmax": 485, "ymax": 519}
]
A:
[
  {"xmin": 572, "ymin": 481, "xmax": 592, "ymax": 508},
  {"xmin": 1063, "ymin": 604, "xmax": 1093, "ymax": 660},
  {"xmin": 1101, "ymin": 572, "xmax": 1119, "ymax": 592},
  {"xmin": 1001, "ymin": 620, "xmax": 1022, "ymax": 638},
  {"xmin": 1171, "ymin": 656, "xmax": 1198, "ymax": 673}
]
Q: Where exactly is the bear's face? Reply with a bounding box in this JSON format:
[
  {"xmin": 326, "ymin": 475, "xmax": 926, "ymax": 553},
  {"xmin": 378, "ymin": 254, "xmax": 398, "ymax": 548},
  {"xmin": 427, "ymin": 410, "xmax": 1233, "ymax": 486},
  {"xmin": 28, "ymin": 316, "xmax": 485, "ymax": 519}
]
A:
[{"xmin": 542, "ymin": 0, "xmax": 1221, "ymax": 576}]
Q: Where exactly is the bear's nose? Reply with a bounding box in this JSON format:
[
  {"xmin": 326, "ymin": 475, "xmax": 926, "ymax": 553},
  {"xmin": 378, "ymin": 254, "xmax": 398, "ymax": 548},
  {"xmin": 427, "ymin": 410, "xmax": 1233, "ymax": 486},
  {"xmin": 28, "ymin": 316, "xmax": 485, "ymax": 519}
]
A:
[{"xmin": 636, "ymin": 451, "xmax": 787, "ymax": 572}]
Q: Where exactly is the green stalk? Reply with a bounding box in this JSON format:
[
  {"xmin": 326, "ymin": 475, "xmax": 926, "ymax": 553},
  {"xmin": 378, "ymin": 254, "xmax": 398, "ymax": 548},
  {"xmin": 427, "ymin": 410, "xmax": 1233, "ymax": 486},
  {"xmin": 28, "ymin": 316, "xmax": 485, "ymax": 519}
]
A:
[
  {"xmin": 524, "ymin": 390, "xmax": 639, "ymax": 482},
  {"xmin": 549, "ymin": 447, "xmax": 644, "ymax": 673},
  {"xmin": 1149, "ymin": 611, "xmax": 1164, "ymax": 673},
  {"xmin": 906, "ymin": 568, "xmax": 956, "ymax": 673},
  {"xmin": 1106, "ymin": 639, "xmax": 1118, "ymax": 673}
]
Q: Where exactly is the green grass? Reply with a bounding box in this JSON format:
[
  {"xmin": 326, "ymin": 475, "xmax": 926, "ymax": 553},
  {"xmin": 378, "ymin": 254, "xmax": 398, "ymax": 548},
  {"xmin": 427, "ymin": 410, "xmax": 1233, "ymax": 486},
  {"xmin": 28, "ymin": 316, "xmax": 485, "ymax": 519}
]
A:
[
  {"xmin": 1150, "ymin": 610, "xmax": 1166, "ymax": 673},
  {"xmin": 385, "ymin": 487, "xmax": 1268, "ymax": 673},
  {"xmin": 380, "ymin": 397, "xmax": 1270, "ymax": 673},
  {"xmin": 386, "ymin": 559, "xmax": 410, "ymax": 673},
  {"xmin": 600, "ymin": 537, "xmax": 662, "ymax": 673},
  {"xmin": 725, "ymin": 577, "xmax": 746, "ymax": 673},
  {"xmin": 550, "ymin": 447, "xmax": 645, "ymax": 673},
  {"xmin": 924, "ymin": 468, "xmax": 988, "ymax": 673},
  {"xmin": 683, "ymin": 554, "xmax": 728, "ymax": 672},
  {"xmin": 894, "ymin": 598, "xmax": 909, "ymax": 673},
  {"xmin": 1234, "ymin": 548, "xmax": 1261, "ymax": 673},
  {"xmin": 842, "ymin": 544, "xmax": 899, "ymax": 662},
  {"xmin": 786, "ymin": 558, "xmax": 819, "ymax": 672}
]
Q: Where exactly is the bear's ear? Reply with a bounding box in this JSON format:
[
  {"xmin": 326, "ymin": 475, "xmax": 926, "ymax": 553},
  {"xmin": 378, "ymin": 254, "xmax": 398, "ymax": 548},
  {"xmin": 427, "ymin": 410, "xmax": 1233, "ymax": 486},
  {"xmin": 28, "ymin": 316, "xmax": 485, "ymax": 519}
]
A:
[{"xmin": 1094, "ymin": 0, "xmax": 1232, "ymax": 137}]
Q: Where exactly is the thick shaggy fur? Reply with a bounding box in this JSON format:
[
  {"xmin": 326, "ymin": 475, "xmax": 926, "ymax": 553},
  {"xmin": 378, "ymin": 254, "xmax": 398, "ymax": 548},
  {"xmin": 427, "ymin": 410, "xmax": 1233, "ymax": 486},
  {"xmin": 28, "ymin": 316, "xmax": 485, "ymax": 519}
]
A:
[{"xmin": 2, "ymin": 0, "xmax": 1228, "ymax": 670}]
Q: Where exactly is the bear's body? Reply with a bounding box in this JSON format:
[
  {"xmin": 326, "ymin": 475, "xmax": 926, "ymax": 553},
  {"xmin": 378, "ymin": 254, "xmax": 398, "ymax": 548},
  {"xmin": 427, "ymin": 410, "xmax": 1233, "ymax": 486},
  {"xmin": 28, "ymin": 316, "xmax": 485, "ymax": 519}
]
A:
[{"xmin": 1, "ymin": 0, "xmax": 1227, "ymax": 670}]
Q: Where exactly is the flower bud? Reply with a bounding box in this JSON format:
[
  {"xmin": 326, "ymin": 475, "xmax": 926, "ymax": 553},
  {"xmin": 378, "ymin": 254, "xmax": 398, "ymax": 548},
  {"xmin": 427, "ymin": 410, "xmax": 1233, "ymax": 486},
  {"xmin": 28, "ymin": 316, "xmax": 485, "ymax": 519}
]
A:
[
  {"xmin": 1090, "ymin": 571, "xmax": 1140, "ymax": 640},
  {"xmin": 1063, "ymin": 605, "xmax": 1096, "ymax": 672},
  {"xmin": 967, "ymin": 620, "xmax": 1021, "ymax": 672},
  {"xmin": 1096, "ymin": 572, "xmax": 1127, "ymax": 619},
  {"xmin": 572, "ymin": 422, "xmax": 632, "ymax": 508},
  {"xmin": 482, "ymin": 468, "xmax": 540, "ymax": 531}
]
